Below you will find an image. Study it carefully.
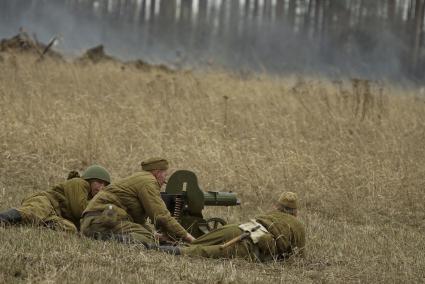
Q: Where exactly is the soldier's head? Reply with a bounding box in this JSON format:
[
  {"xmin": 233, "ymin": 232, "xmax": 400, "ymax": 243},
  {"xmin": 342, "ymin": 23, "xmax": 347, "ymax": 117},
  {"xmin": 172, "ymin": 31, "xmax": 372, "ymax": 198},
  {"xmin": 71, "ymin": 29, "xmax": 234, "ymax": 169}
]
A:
[
  {"xmin": 276, "ymin": 191, "xmax": 298, "ymax": 216},
  {"xmin": 81, "ymin": 165, "xmax": 111, "ymax": 196},
  {"xmin": 141, "ymin": 157, "xmax": 169, "ymax": 187}
]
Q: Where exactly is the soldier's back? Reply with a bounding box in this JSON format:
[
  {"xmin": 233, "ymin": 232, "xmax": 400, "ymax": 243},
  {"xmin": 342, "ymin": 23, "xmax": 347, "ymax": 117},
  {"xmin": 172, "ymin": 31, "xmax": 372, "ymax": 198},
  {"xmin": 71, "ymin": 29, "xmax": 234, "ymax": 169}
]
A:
[
  {"xmin": 256, "ymin": 211, "xmax": 306, "ymax": 255},
  {"xmin": 84, "ymin": 171, "xmax": 157, "ymax": 224},
  {"xmin": 45, "ymin": 178, "xmax": 89, "ymax": 220}
]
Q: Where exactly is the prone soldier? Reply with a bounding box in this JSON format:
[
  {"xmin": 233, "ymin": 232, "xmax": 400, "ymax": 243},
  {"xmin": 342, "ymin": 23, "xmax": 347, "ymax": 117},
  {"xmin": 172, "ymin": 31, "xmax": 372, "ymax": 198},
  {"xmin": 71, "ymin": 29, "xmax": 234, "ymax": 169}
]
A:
[
  {"xmin": 80, "ymin": 158, "xmax": 196, "ymax": 246},
  {"xmin": 158, "ymin": 191, "xmax": 306, "ymax": 262},
  {"xmin": 0, "ymin": 165, "xmax": 111, "ymax": 233}
]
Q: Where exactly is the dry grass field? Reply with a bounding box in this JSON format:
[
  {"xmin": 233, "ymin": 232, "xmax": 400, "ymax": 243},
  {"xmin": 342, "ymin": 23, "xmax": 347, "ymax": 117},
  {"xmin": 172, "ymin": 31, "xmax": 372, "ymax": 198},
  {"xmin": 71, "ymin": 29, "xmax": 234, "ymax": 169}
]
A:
[{"xmin": 0, "ymin": 52, "xmax": 424, "ymax": 283}]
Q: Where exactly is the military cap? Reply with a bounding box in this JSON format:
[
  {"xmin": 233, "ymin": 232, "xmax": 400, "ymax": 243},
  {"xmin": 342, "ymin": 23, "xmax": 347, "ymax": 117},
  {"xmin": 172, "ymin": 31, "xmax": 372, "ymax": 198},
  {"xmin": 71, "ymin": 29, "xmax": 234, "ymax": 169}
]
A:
[
  {"xmin": 141, "ymin": 157, "xmax": 169, "ymax": 171},
  {"xmin": 278, "ymin": 192, "xmax": 298, "ymax": 209}
]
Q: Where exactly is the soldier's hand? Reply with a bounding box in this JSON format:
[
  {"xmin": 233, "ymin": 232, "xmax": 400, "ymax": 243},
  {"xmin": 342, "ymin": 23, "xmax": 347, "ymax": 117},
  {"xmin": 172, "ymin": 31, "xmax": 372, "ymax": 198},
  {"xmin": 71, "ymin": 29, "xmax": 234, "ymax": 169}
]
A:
[
  {"xmin": 184, "ymin": 233, "xmax": 196, "ymax": 243},
  {"xmin": 156, "ymin": 232, "xmax": 172, "ymax": 243}
]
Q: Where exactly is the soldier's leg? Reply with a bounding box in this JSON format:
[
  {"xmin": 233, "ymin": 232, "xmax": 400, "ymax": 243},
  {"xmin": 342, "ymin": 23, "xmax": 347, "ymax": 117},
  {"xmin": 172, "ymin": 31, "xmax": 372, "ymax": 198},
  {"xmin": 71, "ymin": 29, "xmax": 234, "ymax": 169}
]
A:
[
  {"xmin": 112, "ymin": 220, "xmax": 156, "ymax": 244},
  {"xmin": 180, "ymin": 244, "xmax": 224, "ymax": 258},
  {"xmin": 44, "ymin": 215, "xmax": 78, "ymax": 233},
  {"xmin": 181, "ymin": 241, "xmax": 259, "ymax": 261},
  {"xmin": 81, "ymin": 215, "xmax": 155, "ymax": 245},
  {"xmin": 17, "ymin": 195, "xmax": 55, "ymax": 225},
  {"xmin": 191, "ymin": 224, "xmax": 242, "ymax": 246},
  {"xmin": 18, "ymin": 195, "xmax": 77, "ymax": 233},
  {"xmin": 81, "ymin": 215, "xmax": 114, "ymax": 239}
]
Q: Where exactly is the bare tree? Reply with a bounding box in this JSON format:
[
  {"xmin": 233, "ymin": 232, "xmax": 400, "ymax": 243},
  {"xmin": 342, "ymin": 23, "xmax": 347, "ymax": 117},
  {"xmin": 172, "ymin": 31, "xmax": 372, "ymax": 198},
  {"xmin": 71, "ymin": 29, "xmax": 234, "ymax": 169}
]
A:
[{"xmin": 412, "ymin": 0, "xmax": 425, "ymax": 70}]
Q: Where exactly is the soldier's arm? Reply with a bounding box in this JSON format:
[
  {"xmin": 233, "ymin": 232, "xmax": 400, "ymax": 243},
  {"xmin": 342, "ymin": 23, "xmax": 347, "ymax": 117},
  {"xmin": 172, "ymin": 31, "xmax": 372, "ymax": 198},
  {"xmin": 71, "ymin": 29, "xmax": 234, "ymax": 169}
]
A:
[
  {"xmin": 137, "ymin": 183, "xmax": 188, "ymax": 239},
  {"xmin": 296, "ymin": 225, "xmax": 307, "ymax": 257},
  {"xmin": 63, "ymin": 178, "xmax": 90, "ymax": 220},
  {"xmin": 256, "ymin": 213, "xmax": 291, "ymax": 254}
]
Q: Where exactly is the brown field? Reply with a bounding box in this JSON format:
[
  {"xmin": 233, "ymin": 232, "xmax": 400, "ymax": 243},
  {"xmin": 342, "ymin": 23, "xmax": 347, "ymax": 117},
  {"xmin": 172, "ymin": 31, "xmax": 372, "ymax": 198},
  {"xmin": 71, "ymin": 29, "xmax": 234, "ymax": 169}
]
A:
[{"xmin": 0, "ymin": 53, "xmax": 424, "ymax": 283}]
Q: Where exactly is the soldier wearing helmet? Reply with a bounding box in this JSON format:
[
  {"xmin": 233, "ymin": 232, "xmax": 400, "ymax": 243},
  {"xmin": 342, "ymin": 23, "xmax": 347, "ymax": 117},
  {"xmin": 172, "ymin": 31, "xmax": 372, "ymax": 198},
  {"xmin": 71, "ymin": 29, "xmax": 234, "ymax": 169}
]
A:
[
  {"xmin": 0, "ymin": 165, "xmax": 111, "ymax": 233},
  {"xmin": 157, "ymin": 191, "xmax": 306, "ymax": 262},
  {"xmin": 80, "ymin": 157, "xmax": 195, "ymax": 246}
]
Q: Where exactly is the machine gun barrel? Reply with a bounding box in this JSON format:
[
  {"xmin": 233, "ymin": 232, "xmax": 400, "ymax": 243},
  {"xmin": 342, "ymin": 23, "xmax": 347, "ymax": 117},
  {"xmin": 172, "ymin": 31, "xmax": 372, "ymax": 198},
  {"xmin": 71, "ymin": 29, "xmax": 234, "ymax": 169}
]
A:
[
  {"xmin": 160, "ymin": 191, "xmax": 240, "ymax": 209},
  {"xmin": 203, "ymin": 191, "xmax": 240, "ymax": 206}
]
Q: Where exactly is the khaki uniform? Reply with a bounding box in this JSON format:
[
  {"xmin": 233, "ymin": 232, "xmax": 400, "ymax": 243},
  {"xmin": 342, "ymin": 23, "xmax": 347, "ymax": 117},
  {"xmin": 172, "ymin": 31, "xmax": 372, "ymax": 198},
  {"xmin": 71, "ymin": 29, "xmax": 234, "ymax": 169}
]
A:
[
  {"xmin": 181, "ymin": 210, "xmax": 306, "ymax": 262},
  {"xmin": 80, "ymin": 171, "xmax": 188, "ymax": 245},
  {"xmin": 16, "ymin": 178, "xmax": 92, "ymax": 233}
]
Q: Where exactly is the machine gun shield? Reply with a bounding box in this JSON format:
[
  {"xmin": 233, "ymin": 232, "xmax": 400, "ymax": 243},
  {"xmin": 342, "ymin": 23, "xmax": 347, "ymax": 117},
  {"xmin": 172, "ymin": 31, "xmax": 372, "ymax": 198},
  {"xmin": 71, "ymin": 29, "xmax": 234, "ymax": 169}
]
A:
[
  {"xmin": 165, "ymin": 170, "xmax": 204, "ymax": 214},
  {"xmin": 162, "ymin": 170, "xmax": 241, "ymax": 237}
]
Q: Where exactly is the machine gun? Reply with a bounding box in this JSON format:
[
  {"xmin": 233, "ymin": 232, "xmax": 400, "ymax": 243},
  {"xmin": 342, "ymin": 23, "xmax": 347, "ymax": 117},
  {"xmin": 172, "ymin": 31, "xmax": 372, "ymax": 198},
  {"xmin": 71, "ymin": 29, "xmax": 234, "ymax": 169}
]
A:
[{"xmin": 161, "ymin": 170, "xmax": 240, "ymax": 238}]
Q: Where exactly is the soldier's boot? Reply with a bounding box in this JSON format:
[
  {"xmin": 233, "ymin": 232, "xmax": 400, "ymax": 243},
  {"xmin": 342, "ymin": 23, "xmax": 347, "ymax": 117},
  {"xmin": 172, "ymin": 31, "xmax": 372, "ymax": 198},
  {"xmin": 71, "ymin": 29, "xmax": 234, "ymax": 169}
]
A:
[
  {"xmin": 0, "ymin": 209, "xmax": 22, "ymax": 225},
  {"xmin": 156, "ymin": 245, "xmax": 181, "ymax": 255}
]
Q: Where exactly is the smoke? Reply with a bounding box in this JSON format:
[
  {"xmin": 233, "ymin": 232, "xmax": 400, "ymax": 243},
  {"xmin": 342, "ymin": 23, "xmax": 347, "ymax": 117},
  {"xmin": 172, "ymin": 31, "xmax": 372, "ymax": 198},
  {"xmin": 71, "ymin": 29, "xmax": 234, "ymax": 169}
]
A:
[
  {"xmin": 0, "ymin": 0, "xmax": 421, "ymax": 85},
  {"xmin": 0, "ymin": 1, "xmax": 109, "ymax": 56}
]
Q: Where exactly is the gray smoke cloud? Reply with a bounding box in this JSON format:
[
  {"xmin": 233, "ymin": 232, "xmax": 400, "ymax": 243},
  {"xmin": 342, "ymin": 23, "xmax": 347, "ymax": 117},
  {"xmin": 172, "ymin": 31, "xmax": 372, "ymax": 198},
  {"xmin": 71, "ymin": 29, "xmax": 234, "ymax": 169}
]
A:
[{"xmin": 0, "ymin": 0, "xmax": 422, "ymax": 85}]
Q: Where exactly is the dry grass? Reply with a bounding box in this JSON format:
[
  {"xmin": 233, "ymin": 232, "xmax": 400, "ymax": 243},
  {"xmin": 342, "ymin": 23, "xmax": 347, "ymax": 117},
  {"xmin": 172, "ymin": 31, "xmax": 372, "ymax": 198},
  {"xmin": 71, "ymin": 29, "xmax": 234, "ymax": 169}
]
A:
[{"xmin": 0, "ymin": 53, "xmax": 424, "ymax": 283}]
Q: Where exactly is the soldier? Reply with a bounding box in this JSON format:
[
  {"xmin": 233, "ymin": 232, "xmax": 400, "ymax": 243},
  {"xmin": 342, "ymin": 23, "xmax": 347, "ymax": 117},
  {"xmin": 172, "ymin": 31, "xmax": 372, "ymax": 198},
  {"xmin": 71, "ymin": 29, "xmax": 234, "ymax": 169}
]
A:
[
  {"xmin": 158, "ymin": 191, "xmax": 305, "ymax": 262},
  {"xmin": 80, "ymin": 157, "xmax": 195, "ymax": 246},
  {"xmin": 0, "ymin": 165, "xmax": 111, "ymax": 233}
]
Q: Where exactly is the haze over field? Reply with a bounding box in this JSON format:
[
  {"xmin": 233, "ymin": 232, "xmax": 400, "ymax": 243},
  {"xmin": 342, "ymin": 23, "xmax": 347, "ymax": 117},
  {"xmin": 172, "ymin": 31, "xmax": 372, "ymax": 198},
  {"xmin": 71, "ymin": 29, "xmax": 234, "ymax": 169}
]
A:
[{"xmin": 1, "ymin": 0, "xmax": 425, "ymax": 83}]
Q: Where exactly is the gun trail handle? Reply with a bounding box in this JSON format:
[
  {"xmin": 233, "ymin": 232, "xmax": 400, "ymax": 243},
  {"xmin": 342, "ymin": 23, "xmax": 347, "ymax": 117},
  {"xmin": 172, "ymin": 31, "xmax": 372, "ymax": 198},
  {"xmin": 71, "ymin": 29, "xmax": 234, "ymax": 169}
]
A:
[{"xmin": 220, "ymin": 232, "xmax": 250, "ymax": 250}]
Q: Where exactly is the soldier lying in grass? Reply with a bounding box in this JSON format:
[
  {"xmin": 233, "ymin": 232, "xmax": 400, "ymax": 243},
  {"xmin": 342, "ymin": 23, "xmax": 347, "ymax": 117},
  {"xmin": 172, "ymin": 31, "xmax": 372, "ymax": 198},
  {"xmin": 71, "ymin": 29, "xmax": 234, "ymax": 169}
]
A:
[
  {"xmin": 157, "ymin": 191, "xmax": 305, "ymax": 262},
  {"xmin": 0, "ymin": 165, "xmax": 111, "ymax": 233},
  {"xmin": 80, "ymin": 157, "xmax": 196, "ymax": 246}
]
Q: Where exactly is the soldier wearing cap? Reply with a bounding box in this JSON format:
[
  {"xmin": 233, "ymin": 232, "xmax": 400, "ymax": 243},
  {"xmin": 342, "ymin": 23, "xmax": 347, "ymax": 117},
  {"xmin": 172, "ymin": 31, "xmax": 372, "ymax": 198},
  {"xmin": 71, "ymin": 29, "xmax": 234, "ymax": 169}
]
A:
[
  {"xmin": 0, "ymin": 165, "xmax": 111, "ymax": 233},
  {"xmin": 157, "ymin": 191, "xmax": 305, "ymax": 262},
  {"xmin": 80, "ymin": 157, "xmax": 195, "ymax": 246}
]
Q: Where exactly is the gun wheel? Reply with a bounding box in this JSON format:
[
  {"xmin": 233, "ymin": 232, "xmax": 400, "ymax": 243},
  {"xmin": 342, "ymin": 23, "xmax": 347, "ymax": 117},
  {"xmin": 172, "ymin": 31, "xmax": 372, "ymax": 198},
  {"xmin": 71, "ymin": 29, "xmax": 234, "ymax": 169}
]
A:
[{"xmin": 205, "ymin": 217, "xmax": 227, "ymax": 231}]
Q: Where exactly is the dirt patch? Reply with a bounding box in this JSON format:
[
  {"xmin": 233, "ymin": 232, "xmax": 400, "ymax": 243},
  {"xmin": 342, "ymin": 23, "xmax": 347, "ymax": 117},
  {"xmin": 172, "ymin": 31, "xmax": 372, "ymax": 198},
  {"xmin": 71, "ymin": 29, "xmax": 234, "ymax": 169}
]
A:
[
  {"xmin": 0, "ymin": 28, "xmax": 179, "ymax": 72},
  {"xmin": 76, "ymin": 45, "xmax": 117, "ymax": 64},
  {"xmin": 125, "ymin": 59, "xmax": 175, "ymax": 73},
  {"xmin": 0, "ymin": 29, "xmax": 63, "ymax": 61}
]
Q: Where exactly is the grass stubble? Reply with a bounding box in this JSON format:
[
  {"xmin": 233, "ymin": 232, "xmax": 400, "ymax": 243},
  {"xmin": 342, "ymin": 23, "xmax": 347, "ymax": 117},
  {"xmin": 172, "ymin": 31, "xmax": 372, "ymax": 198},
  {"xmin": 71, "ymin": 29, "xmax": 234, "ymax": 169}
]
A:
[{"xmin": 0, "ymin": 53, "xmax": 424, "ymax": 283}]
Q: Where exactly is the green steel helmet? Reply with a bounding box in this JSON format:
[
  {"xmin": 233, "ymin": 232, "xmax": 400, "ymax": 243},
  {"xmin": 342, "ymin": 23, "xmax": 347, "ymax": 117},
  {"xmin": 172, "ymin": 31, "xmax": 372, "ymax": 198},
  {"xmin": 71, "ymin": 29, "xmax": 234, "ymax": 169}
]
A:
[{"xmin": 81, "ymin": 165, "xmax": 111, "ymax": 185}]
